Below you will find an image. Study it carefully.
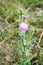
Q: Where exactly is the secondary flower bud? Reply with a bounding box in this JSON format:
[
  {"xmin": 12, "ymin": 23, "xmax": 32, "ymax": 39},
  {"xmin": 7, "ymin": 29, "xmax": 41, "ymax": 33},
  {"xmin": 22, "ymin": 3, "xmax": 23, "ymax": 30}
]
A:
[{"xmin": 23, "ymin": 16, "xmax": 27, "ymax": 20}]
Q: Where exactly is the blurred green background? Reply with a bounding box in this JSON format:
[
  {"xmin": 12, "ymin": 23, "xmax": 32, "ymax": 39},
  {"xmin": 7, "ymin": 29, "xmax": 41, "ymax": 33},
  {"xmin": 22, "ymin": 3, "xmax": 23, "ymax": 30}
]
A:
[{"xmin": 0, "ymin": 0, "xmax": 43, "ymax": 65}]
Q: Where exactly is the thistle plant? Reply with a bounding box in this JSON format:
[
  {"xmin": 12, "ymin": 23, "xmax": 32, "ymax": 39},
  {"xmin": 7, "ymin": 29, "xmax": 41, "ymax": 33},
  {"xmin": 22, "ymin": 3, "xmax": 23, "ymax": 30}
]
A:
[{"xmin": 18, "ymin": 9, "xmax": 35, "ymax": 65}]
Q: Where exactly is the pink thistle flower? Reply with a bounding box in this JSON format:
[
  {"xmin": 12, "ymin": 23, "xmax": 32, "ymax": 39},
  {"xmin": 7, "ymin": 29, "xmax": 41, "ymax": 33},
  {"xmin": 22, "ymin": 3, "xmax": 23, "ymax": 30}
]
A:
[{"xmin": 19, "ymin": 22, "xmax": 28, "ymax": 32}]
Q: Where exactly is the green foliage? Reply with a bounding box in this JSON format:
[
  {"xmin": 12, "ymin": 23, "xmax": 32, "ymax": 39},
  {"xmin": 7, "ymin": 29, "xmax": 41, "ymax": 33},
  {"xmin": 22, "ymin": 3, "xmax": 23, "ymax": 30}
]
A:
[
  {"xmin": 20, "ymin": 59, "xmax": 31, "ymax": 65},
  {"xmin": 28, "ymin": 10, "xmax": 43, "ymax": 28},
  {"xmin": 0, "ymin": 0, "xmax": 17, "ymax": 20},
  {"xmin": 18, "ymin": 0, "xmax": 43, "ymax": 8}
]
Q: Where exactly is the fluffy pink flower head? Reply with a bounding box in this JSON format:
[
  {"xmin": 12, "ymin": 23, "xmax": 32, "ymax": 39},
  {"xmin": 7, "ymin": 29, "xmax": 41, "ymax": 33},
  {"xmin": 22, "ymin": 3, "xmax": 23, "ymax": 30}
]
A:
[
  {"xmin": 19, "ymin": 22, "xmax": 28, "ymax": 32},
  {"xmin": 23, "ymin": 16, "xmax": 27, "ymax": 20}
]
